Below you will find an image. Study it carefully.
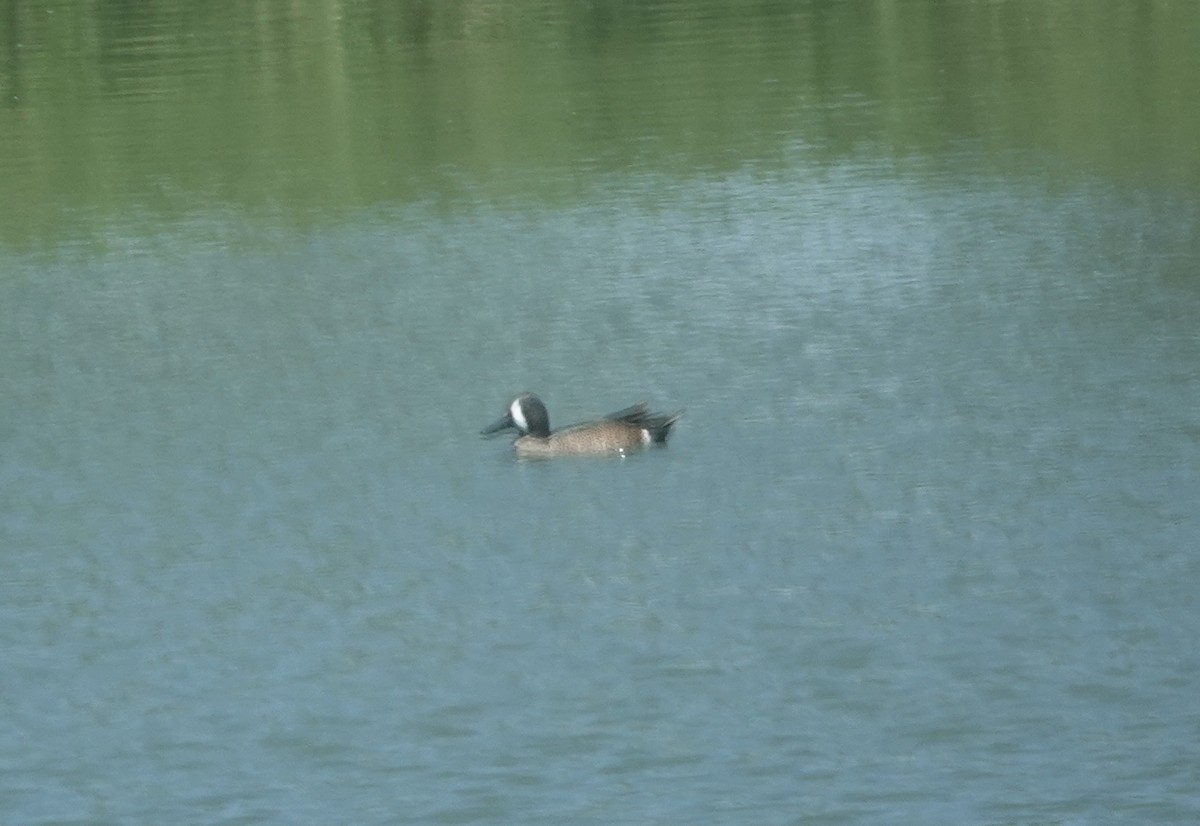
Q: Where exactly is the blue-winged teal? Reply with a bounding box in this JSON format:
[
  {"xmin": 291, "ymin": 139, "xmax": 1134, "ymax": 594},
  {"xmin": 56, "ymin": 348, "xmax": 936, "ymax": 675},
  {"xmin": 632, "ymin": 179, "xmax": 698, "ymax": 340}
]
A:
[{"xmin": 481, "ymin": 393, "xmax": 682, "ymax": 457}]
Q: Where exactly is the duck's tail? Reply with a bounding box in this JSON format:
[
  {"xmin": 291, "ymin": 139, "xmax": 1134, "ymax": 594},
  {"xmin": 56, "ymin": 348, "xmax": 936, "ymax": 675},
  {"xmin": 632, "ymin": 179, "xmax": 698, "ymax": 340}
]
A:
[{"xmin": 607, "ymin": 402, "xmax": 683, "ymax": 445}]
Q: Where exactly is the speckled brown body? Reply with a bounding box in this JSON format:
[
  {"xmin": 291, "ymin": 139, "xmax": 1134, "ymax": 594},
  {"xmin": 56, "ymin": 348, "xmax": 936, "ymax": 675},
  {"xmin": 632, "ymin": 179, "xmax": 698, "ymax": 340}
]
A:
[{"xmin": 482, "ymin": 394, "xmax": 682, "ymax": 458}]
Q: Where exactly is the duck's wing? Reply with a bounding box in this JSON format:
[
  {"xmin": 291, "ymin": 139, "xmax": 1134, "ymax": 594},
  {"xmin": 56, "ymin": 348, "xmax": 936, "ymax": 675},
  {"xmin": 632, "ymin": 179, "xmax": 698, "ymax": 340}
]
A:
[
  {"xmin": 606, "ymin": 402, "xmax": 683, "ymax": 439},
  {"xmin": 603, "ymin": 402, "xmax": 649, "ymax": 423}
]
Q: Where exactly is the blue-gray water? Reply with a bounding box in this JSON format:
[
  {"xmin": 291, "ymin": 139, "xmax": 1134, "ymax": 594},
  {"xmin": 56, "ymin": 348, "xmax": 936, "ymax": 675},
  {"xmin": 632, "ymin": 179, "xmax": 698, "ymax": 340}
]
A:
[
  {"xmin": 3, "ymin": 2, "xmax": 1200, "ymax": 823},
  {"xmin": 5, "ymin": 169, "xmax": 1199, "ymax": 823}
]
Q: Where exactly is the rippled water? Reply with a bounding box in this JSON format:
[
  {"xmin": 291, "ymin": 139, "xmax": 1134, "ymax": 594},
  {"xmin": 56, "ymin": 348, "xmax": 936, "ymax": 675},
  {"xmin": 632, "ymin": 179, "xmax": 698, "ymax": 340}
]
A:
[
  {"xmin": 3, "ymin": 1, "xmax": 1200, "ymax": 823},
  {"xmin": 5, "ymin": 166, "xmax": 1198, "ymax": 823}
]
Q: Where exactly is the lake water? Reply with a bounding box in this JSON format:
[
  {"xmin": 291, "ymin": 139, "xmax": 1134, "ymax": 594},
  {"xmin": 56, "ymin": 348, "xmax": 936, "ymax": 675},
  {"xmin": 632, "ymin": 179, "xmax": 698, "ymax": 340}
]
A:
[{"xmin": 2, "ymin": 2, "xmax": 1199, "ymax": 823}]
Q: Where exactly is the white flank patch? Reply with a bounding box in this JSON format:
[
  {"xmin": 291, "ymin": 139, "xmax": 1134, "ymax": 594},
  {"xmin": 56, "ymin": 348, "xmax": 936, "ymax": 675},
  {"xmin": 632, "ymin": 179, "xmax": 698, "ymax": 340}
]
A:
[{"xmin": 640, "ymin": 428, "xmax": 651, "ymax": 445}]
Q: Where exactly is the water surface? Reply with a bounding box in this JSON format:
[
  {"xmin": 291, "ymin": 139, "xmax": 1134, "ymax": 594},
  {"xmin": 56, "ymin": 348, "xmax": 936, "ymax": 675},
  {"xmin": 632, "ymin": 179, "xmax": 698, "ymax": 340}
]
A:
[{"xmin": 2, "ymin": 2, "xmax": 1199, "ymax": 823}]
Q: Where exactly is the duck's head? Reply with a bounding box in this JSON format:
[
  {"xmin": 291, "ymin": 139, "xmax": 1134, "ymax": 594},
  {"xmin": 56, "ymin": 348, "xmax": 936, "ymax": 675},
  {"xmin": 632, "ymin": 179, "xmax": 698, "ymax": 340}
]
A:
[{"xmin": 481, "ymin": 393, "xmax": 551, "ymax": 438}]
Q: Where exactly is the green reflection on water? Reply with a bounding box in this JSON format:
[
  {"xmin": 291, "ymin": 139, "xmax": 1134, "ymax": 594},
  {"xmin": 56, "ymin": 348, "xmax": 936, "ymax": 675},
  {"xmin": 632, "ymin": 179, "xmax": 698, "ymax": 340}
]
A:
[{"xmin": 2, "ymin": 0, "xmax": 1198, "ymax": 246}]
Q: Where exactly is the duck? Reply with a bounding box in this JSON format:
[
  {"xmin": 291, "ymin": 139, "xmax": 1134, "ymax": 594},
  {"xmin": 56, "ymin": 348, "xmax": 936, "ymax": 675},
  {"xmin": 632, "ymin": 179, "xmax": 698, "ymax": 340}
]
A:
[{"xmin": 481, "ymin": 393, "xmax": 682, "ymax": 457}]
